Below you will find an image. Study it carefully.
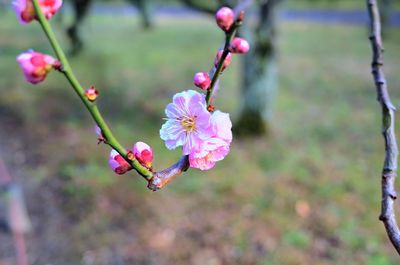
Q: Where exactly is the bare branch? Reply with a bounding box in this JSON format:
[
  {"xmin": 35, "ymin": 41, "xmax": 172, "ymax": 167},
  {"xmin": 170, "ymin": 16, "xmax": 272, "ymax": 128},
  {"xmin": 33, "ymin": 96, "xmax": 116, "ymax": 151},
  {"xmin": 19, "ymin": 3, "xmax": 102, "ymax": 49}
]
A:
[
  {"xmin": 148, "ymin": 156, "xmax": 190, "ymax": 191},
  {"xmin": 366, "ymin": 0, "xmax": 400, "ymax": 254},
  {"xmin": 149, "ymin": 4, "xmax": 249, "ymax": 191}
]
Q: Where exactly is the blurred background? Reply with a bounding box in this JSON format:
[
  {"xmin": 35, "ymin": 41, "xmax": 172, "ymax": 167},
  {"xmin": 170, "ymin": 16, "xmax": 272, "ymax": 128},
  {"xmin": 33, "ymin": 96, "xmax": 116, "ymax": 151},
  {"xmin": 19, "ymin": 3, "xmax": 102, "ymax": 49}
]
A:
[{"xmin": 1, "ymin": 0, "xmax": 400, "ymax": 264}]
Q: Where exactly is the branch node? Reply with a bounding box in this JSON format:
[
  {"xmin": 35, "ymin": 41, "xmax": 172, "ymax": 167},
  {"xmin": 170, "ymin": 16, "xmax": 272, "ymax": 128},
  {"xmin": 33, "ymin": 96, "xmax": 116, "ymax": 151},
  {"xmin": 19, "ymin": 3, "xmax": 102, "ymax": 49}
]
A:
[{"xmin": 379, "ymin": 214, "xmax": 388, "ymax": 222}]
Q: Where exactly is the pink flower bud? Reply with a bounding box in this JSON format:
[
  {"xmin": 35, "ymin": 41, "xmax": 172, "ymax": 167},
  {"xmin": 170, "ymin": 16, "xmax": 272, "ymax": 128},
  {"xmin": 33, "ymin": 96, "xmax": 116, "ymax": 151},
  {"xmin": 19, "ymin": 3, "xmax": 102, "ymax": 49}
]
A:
[
  {"xmin": 17, "ymin": 50, "xmax": 58, "ymax": 84},
  {"xmin": 13, "ymin": 0, "xmax": 63, "ymax": 24},
  {"xmin": 214, "ymin": 50, "xmax": 232, "ymax": 71},
  {"xmin": 193, "ymin": 72, "xmax": 211, "ymax": 90},
  {"xmin": 229, "ymin": 37, "xmax": 250, "ymax": 54},
  {"xmin": 85, "ymin": 86, "xmax": 99, "ymax": 102},
  {"xmin": 133, "ymin": 142, "xmax": 153, "ymax": 167},
  {"xmin": 215, "ymin": 7, "xmax": 234, "ymax": 32},
  {"xmin": 108, "ymin": 149, "xmax": 132, "ymax": 175}
]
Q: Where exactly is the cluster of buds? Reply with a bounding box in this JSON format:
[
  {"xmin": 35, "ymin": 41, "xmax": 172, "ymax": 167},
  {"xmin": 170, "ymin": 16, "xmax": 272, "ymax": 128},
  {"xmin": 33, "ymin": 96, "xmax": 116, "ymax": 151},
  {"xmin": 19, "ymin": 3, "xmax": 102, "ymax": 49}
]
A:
[
  {"xmin": 14, "ymin": 0, "xmax": 63, "ymax": 84},
  {"xmin": 108, "ymin": 141, "xmax": 154, "ymax": 175},
  {"xmin": 161, "ymin": 7, "xmax": 249, "ymax": 171},
  {"xmin": 14, "ymin": 0, "xmax": 250, "ymax": 181},
  {"xmin": 192, "ymin": 6, "xmax": 249, "ymax": 92},
  {"xmin": 13, "ymin": 0, "xmax": 63, "ymax": 24}
]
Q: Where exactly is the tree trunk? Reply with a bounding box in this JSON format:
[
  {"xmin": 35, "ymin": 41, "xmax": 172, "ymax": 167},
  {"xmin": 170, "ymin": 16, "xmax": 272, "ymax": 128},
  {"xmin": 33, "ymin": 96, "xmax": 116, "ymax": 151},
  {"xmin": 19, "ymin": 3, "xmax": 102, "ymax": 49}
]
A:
[
  {"xmin": 234, "ymin": 0, "xmax": 280, "ymax": 136},
  {"xmin": 380, "ymin": 0, "xmax": 392, "ymax": 37},
  {"xmin": 67, "ymin": 0, "xmax": 92, "ymax": 55},
  {"xmin": 129, "ymin": 0, "xmax": 155, "ymax": 29}
]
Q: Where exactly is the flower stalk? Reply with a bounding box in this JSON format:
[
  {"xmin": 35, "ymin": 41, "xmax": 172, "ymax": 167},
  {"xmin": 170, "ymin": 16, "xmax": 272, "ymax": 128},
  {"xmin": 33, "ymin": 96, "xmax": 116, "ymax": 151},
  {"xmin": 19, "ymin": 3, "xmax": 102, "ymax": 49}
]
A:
[
  {"xmin": 206, "ymin": 12, "xmax": 243, "ymax": 106},
  {"xmin": 31, "ymin": 0, "xmax": 153, "ymax": 181},
  {"xmin": 29, "ymin": 0, "xmax": 248, "ymax": 190}
]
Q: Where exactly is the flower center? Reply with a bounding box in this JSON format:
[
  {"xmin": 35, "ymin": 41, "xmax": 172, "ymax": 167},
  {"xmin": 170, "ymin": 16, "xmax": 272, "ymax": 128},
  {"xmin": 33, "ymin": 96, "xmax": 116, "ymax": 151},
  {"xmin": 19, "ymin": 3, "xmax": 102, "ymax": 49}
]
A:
[{"xmin": 180, "ymin": 115, "xmax": 196, "ymax": 133}]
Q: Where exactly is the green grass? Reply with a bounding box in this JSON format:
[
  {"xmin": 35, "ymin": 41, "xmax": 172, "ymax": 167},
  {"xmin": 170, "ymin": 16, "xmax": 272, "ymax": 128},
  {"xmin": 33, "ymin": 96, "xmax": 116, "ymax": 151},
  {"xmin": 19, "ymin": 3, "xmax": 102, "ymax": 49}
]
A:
[{"xmin": 1, "ymin": 9, "xmax": 400, "ymax": 265}]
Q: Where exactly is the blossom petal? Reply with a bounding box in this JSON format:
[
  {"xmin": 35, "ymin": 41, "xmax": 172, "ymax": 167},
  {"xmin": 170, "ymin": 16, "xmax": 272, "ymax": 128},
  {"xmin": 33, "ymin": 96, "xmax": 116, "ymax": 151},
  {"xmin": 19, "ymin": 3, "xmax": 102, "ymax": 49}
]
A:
[
  {"xmin": 211, "ymin": 110, "xmax": 232, "ymax": 142},
  {"xmin": 160, "ymin": 120, "xmax": 182, "ymax": 140}
]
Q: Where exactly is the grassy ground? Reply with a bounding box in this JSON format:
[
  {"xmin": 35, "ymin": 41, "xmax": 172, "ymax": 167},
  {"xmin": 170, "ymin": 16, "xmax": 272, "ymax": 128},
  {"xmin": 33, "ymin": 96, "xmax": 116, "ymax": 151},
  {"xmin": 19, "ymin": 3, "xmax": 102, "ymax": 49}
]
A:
[{"xmin": 1, "ymin": 9, "xmax": 400, "ymax": 265}]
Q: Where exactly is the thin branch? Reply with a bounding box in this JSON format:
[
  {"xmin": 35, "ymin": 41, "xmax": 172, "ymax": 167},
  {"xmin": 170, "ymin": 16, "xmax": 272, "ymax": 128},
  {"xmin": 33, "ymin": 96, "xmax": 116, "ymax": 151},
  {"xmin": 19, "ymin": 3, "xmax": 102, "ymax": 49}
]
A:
[
  {"xmin": 148, "ymin": 155, "xmax": 190, "ymax": 191},
  {"xmin": 148, "ymin": 12, "xmax": 245, "ymax": 190},
  {"xmin": 205, "ymin": 12, "xmax": 243, "ymax": 106},
  {"xmin": 32, "ymin": 0, "xmax": 248, "ymax": 190},
  {"xmin": 366, "ymin": 0, "xmax": 400, "ymax": 254},
  {"xmin": 32, "ymin": 0, "xmax": 153, "ymax": 181}
]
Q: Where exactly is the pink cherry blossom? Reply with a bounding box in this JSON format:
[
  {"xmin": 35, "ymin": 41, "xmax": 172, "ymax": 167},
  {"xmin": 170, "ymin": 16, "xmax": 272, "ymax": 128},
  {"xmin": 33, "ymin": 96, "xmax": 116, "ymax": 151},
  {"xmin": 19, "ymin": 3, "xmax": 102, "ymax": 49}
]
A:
[
  {"xmin": 17, "ymin": 50, "xmax": 57, "ymax": 84},
  {"xmin": 13, "ymin": 0, "xmax": 63, "ymax": 24},
  {"xmin": 214, "ymin": 50, "xmax": 232, "ymax": 71},
  {"xmin": 160, "ymin": 90, "xmax": 212, "ymax": 155},
  {"xmin": 193, "ymin": 72, "xmax": 211, "ymax": 90},
  {"xmin": 133, "ymin": 141, "xmax": 153, "ymax": 167},
  {"xmin": 215, "ymin": 7, "xmax": 234, "ymax": 31},
  {"xmin": 189, "ymin": 111, "xmax": 232, "ymax": 170},
  {"xmin": 229, "ymin": 37, "xmax": 250, "ymax": 54},
  {"xmin": 108, "ymin": 149, "xmax": 131, "ymax": 175}
]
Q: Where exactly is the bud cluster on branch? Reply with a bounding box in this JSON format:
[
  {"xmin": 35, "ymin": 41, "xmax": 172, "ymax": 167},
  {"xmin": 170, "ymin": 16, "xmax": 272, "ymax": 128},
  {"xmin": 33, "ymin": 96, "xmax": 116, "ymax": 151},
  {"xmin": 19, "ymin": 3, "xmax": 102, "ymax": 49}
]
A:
[{"xmin": 13, "ymin": 0, "xmax": 250, "ymax": 190}]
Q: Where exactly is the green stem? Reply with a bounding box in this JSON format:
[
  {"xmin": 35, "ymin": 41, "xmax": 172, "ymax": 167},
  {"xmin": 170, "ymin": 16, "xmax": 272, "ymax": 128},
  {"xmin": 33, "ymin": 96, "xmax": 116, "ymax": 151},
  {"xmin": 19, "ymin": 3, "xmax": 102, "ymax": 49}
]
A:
[{"xmin": 31, "ymin": 0, "xmax": 153, "ymax": 180}]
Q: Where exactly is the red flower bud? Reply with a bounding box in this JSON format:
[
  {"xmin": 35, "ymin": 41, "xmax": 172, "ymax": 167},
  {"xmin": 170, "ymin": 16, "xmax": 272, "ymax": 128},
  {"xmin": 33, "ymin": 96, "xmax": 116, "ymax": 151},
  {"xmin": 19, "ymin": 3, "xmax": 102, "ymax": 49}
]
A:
[
  {"xmin": 133, "ymin": 142, "xmax": 153, "ymax": 167},
  {"xmin": 193, "ymin": 72, "xmax": 211, "ymax": 90},
  {"xmin": 17, "ymin": 50, "xmax": 57, "ymax": 84},
  {"xmin": 215, "ymin": 7, "xmax": 234, "ymax": 32},
  {"xmin": 13, "ymin": 0, "xmax": 63, "ymax": 24},
  {"xmin": 108, "ymin": 149, "xmax": 132, "ymax": 175},
  {"xmin": 84, "ymin": 86, "xmax": 99, "ymax": 102},
  {"xmin": 229, "ymin": 37, "xmax": 250, "ymax": 54},
  {"xmin": 214, "ymin": 50, "xmax": 232, "ymax": 71}
]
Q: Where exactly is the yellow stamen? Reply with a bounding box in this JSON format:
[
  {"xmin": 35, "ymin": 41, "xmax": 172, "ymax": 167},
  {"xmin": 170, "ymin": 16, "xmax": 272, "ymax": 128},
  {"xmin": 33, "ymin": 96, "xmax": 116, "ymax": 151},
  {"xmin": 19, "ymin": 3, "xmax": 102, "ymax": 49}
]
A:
[{"xmin": 180, "ymin": 115, "xmax": 196, "ymax": 132}]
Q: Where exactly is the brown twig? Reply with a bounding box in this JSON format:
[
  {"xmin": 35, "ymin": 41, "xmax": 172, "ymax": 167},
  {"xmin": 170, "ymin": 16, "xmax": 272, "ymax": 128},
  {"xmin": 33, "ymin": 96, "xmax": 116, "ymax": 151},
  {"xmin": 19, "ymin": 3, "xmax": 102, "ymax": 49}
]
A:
[{"xmin": 366, "ymin": 0, "xmax": 400, "ymax": 254}]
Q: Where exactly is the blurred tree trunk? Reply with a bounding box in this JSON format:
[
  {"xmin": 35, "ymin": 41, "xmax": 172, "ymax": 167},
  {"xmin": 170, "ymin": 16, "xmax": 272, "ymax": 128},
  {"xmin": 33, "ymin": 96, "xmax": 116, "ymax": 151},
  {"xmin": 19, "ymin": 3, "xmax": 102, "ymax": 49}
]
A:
[
  {"xmin": 234, "ymin": 0, "xmax": 280, "ymax": 136},
  {"xmin": 67, "ymin": 0, "xmax": 92, "ymax": 54},
  {"xmin": 68, "ymin": 0, "xmax": 154, "ymax": 54},
  {"xmin": 128, "ymin": 0, "xmax": 155, "ymax": 29},
  {"xmin": 380, "ymin": 0, "xmax": 392, "ymax": 36},
  {"xmin": 181, "ymin": 0, "xmax": 219, "ymax": 14}
]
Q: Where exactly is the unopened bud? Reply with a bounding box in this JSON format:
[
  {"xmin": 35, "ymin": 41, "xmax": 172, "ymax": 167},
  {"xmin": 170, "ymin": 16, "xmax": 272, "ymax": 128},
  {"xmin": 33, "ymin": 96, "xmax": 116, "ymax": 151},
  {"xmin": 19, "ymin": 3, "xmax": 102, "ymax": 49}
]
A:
[
  {"xmin": 17, "ymin": 50, "xmax": 57, "ymax": 84},
  {"xmin": 133, "ymin": 141, "xmax": 153, "ymax": 167},
  {"xmin": 207, "ymin": 104, "xmax": 215, "ymax": 113},
  {"xmin": 84, "ymin": 86, "xmax": 99, "ymax": 102},
  {"xmin": 229, "ymin": 37, "xmax": 250, "ymax": 54},
  {"xmin": 13, "ymin": 0, "xmax": 63, "ymax": 24},
  {"xmin": 214, "ymin": 50, "xmax": 232, "ymax": 71},
  {"xmin": 108, "ymin": 149, "xmax": 132, "ymax": 175},
  {"xmin": 193, "ymin": 72, "xmax": 211, "ymax": 90},
  {"xmin": 215, "ymin": 7, "xmax": 234, "ymax": 32}
]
